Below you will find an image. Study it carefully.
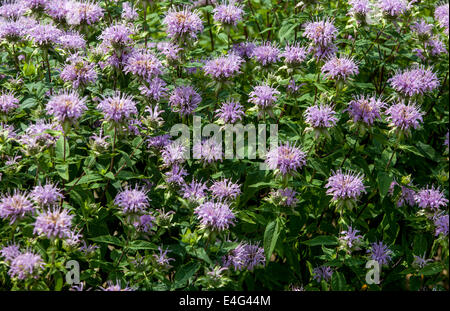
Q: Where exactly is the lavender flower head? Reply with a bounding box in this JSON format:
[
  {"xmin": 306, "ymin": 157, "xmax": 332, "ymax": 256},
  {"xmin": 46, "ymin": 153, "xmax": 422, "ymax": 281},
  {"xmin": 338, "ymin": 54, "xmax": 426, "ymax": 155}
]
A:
[
  {"xmin": 157, "ymin": 41, "xmax": 182, "ymax": 61},
  {"xmin": 248, "ymin": 85, "xmax": 280, "ymax": 117},
  {"xmin": 163, "ymin": 6, "xmax": 204, "ymax": 41},
  {"xmin": 140, "ymin": 78, "xmax": 168, "ymax": 102},
  {"xmin": 46, "ymin": 90, "xmax": 87, "ymax": 123},
  {"xmin": 153, "ymin": 246, "xmax": 175, "ymax": 269},
  {"xmin": 134, "ymin": 213, "xmax": 156, "ymax": 233},
  {"xmin": 388, "ymin": 181, "xmax": 416, "ymax": 207},
  {"xmin": 414, "ymin": 185, "xmax": 448, "ymax": 210},
  {"xmin": 66, "ymin": 1, "xmax": 104, "ymax": 26},
  {"xmin": 17, "ymin": 120, "xmax": 61, "ymax": 155},
  {"xmin": 124, "ymin": 49, "xmax": 163, "ymax": 83},
  {"xmin": 97, "ymin": 92, "xmax": 137, "ymax": 123},
  {"xmin": 100, "ymin": 280, "xmax": 134, "ymax": 291},
  {"xmin": 304, "ymin": 104, "xmax": 338, "ymax": 129},
  {"xmin": 193, "ymin": 138, "xmax": 223, "ymax": 164},
  {"xmin": 435, "ymin": 3, "xmax": 449, "ymax": 34},
  {"xmin": 388, "ymin": 66, "xmax": 439, "ymax": 97},
  {"xmin": 265, "ymin": 143, "xmax": 307, "ymax": 176},
  {"xmin": 243, "ymin": 243, "xmax": 266, "ymax": 271},
  {"xmin": 303, "ymin": 18, "xmax": 338, "ymax": 46},
  {"xmin": 60, "ymin": 53, "xmax": 97, "ymax": 89},
  {"xmin": 31, "ymin": 182, "xmax": 64, "ymax": 206},
  {"xmin": 368, "ymin": 241, "xmax": 392, "ymax": 265},
  {"xmin": 433, "ymin": 213, "xmax": 449, "ymax": 237},
  {"xmin": 169, "ymin": 86, "xmax": 201, "ymax": 116},
  {"xmin": 213, "ymin": 1, "xmax": 244, "ymax": 26},
  {"xmin": 161, "ymin": 141, "xmax": 187, "ymax": 167},
  {"xmin": 114, "ymin": 186, "xmax": 150, "ymax": 214},
  {"xmin": 385, "ymin": 101, "xmax": 423, "ymax": 131},
  {"xmin": 347, "ymin": 95, "xmax": 385, "ymax": 125},
  {"xmin": 0, "ymin": 1, "xmax": 28, "ymax": 20},
  {"xmin": 348, "ymin": 0, "xmax": 372, "ymax": 17},
  {"xmin": 281, "ymin": 44, "xmax": 308, "ymax": 66},
  {"xmin": 223, "ymin": 242, "xmax": 265, "ymax": 271},
  {"xmin": 377, "ymin": 0, "xmax": 410, "ymax": 18},
  {"xmin": 181, "ymin": 179, "xmax": 208, "ymax": 202},
  {"xmin": 33, "ymin": 207, "xmax": 73, "ymax": 239},
  {"xmin": 268, "ymin": 188, "xmax": 299, "ymax": 207},
  {"xmin": 121, "ymin": 2, "xmax": 138, "ymax": 21},
  {"xmin": 8, "ymin": 250, "xmax": 45, "ymax": 280},
  {"xmin": 164, "ymin": 164, "xmax": 187, "ymax": 185},
  {"xmin": 413, "ymin": 254, "xmax": 433, "ymax": 268},
  {"xmin": 340, "ymin": 226, "xmax": 363, "ymax": 251},
  {"xmin": 99, "ymin": 23, "xmax": 134, "ymax": 50},
  {"xmin": 57, "ymin": 32, "xmax": 86, "ymax": 50},
  {"xmin": 411, "ymin": 19, "xmax": 433, "ymax": 40},
  {"xmin": 325, "ymin": 170, "xmax": 366, "ymax": 202},
  {"xmin": 210, "ymin": 179, "xmax": 241, "ymax": 201},
  {"xmin": 0, "ymin": 190, "xmax": 35, "ymax": 224},
  {"xmin": 0, "ymin": 90, "xmax": 19, "ymax": 114},
  {"xmin": 321, "ymin": 56, "xmax": 359, "ymax": 81},
  {"xmin": 203, "ymin": 54, "xmax": 243, "ymax": 80},
  {"xmin": 0, "ymin": 243, "xmax": 21, "ymax": 263},
  {"xmin": 215, "ymin": 100, "xmax": 245, "ymax": 124},
  {"xmin": 313, "ymin": 266, "xmax": 333, "ymax": 282},
  {"xmin": 194, "ymin": 201, "xmax": 236, "ymax": 231},
  {"xmin": 251, "ymin": 42, "xmax": 281, "ymax": 66},
  {"xmin": 231, "ymin": 41, "xmax": 256, "ymax": 59},
  {"xmin": 27, "ymin": 22, "xmax": 62, "ymax": 47}
]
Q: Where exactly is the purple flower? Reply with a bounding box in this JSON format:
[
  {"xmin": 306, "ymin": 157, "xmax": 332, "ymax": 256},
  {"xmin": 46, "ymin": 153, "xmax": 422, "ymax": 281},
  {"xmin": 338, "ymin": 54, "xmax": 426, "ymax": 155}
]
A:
[
  {"xmin": 0, "ymin": 191, "xmax": 35, "ymax": 224},
  {"xmin": 124, "ymin": 49, "xmax": 163, "ymax": 83},
  {"xmin": 248, "ymin": 85, "xmax": 280, "ymax": 116},
  {"xmin": 0, "ymin": 1, "xmax": 28, "ymax": 20},
  {"xmin": 114, "ymin": 186, "xmax": 150, "ymax": 214},
  {"xmin": 0, "ymin": 90, "xmax": 19, "ymax": 114},
  {"xmin": 304, "ymin": 104, "xmax": 338, "ymax": 129},
  {"xmin": 347, "ymin": 95, "xmax": 385, "ymax": 125},
  {"xmin": 169, "ymin": 86, "xmax": 201, "ymax": 116},
  {"xmin": 31, "ymin": 182, "xmax": 64, "ymax": 206},
  {"xmin": 368, "ymin": 241, "xmax": 392, "ymax": 265},
  {"xmin": 157, "ymin": 41, "xmax": 182, "ymax": 61},
  {"xmin": 23, "ymin": 0, "xmax": 49, "ymax": 11},
  {"xmin": 57, "ymin": 32, "xmax": 86, "ymax": 50},
  {"xmin": 388, "ymin": 181, "xmax": 416, "ymax": 207},
  {"xmin": 139, "ymin": 78, "xmax": 168, "ymax": 102},
  {"xmin": 193, "ymin": 138, "xmax": 223, "ymax": 164},
  {"xmin": 0, "ymin": 20, "xmax": 27, "ymax": 42},
  {"xmin": 60, "ymin": 54, "xmax": 97, "ymax": 89},
  {"xmin": 413, "ymin": 254, "xmax": 433, "ymax": 268},
  {"xmin": 433, "ymin": 213, "xmax": 449, "ymax": 237},
  {"xmin": 303, "ymin": 19, "xmax": 338, "ymax": 46},
  {"xmin": 28, "ymin": 22, "xmax": 62, "ymax": 47},
  {"xmin": 309, "ymin": 43, "xmax": 338, "ymax": 61},
  {"xmin": 8, "ymin": 250, "xmax": 45, "ymax": 280},
  {"xmin": 17, "ymin": 120, "xmax": 61, "ymax": 154},
  {"xmin": 378, "ymin": 0, "xmax": 410, "ymax": 17},
  {"xmin": 134, "ymin": 213, "xmax": 156, "ymax": 233},
  {"xmin": 97, "ymin": 92, "xmax": 137, "ymax": 123},
  {"xmin": 121, "ymin": 2, "xmax": 138, "ymax": 21},
  {"xmin": 161, "ymin": 142, "xmax": 187, "ymax": 167},
  {"xmin": 385, "ymin": 101, "xmax": 423, "ymax": 131},
  {"xmin": 265, "ymin": 143, "xmax": 307, "ymax": 176},
  {"xmin": 147, "ymin": 134, "xmax": 170, "ymax": 150},
  {"xmin": 325, "ymin": 170, "xmax": 366, "ymax": 201},
  {"xmin": 194, "ymin": 201, "xmax": 236, "ymax": 231},
  {"xmin": 340, "ymin": 226, "xmax": 363, "ymax": 250},
  {"xmin": 425, "ymin": 37, "xmax": 448, "ymax": 57},
  {"xmin": 231, "ymin": 41, "xmax": 256, "ymax": 59},
  {"xmin": 213, "ymin": 1, "xmax": 244, "ymax": 26},
  {"xmin": 411, "ymin": 19, "xmax": 433, "ymax": 40},
  {"xmin": 163, "ymin": 6, "xmax": 203, "ymax": 41},
  {"xmin": 181, "ymin": 179, "xmax": 208, "ymax": 202},
  {"xmin": 203, "ymin": 54, "xmax": 243, "ymax": 80},
  {"xmin": 153, "ymin": 246, "xmax": 175, "ymax": 269},
  {"xmin": 321, "ymin": 56, "xmax": 359, "ymax": 81},
  {"xmin": 251, "ymin": 42, "xmax": 281, "ymax": 66},
  {"xmin": 223, "ymin": 242, "xmax": 265, "ymax": 271},
  {"xmin": 33, "ymin": 207, "xmax": 73, "ymax": 239},
  {"xmin": 415, "ymin": 185, "xmax": 448, "ymax": 210},
  {"xmin": 243, "ymin": 243, "xmax": 266, "ymax": 271},
  {"xmin": 164, "ymin": 164, "xmax": 187, "ymax": 185},
  {"xmin": 210, "ymin": 179, "xmax": 241, "ymax": 201},
  {"xmin": 268, "ymin": 188, "xmax": 299, "ymax": 207},
  {"xmin": 445, "ymin": 131, "xmax": 449, "ymax": 150},
  {"xmin": 99, "ymin": 23, "xmax": 134, "ymax": 50},
  {"xmin": 435, "ymin": 3, "xmax": 449, "ymax": 34},
  {"xmin": 215, "ymin": 100, "xmax": 245, "ymax": 124},
  {"xmin": 281, "ymin": 44, "xmax": 308, "ymax": 65},
  {"xmin": 0, "ymin": 243, "xmax": 21, "ymax": 263},
  {"xmin": 100, "ymin": 280, "xmax": 134, "ymax": 291},
  {"xmin": 313, "ymin": 266, "xmax": 333, "ymax": 282},
  {"xmin": 349, "ymin": 0, "xmax": 372, "ymax": 16},
  {"xmin": 388, "ymin": 66, "xmax": 439, "ymax": 97},
  {"xmin": 65, "ymin": 1, "xmax": 104, "ymax": 26},
  {"xmin": 46, "ymin": 90, "xmax": 87, "ymax": 123}
]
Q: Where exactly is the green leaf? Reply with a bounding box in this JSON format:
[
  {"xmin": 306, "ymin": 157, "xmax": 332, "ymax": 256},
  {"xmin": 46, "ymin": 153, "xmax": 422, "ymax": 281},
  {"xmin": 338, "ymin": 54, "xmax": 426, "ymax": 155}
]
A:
[
  {"xmin": 89, "ymin": 235, "xmax": 123, "ymax": 247},
  {"xmin": 56, "ymin": 136, "xmax": 69, "ymax": 160},
  {"xmin": 419, "ymin": 262, "xmax": 443, "ymax": 276},
  {"xmin": 263, "ymin": 219, "xmax": 281, "ymax": 261},
  {"xmin": 377, "ymin": 172, "xmax": 392, "ymax": 200},
  {"xmin": 302, "ymin": 235, "xmax": 339, "ymax": 247},
  {"xmin": 66, "ymin": 173, "xmax": 103, "ymax": 187},
  {"xmin": 55, "ymin": 164, "xmax": 69, "ymax": 181},
  {"xmin": 416, "ymin": 142, "xmax": 436, "ymax": 161},
  {"xmin": 54, "ymin": 271, "xmax": 63, "ymax": 291},
  {"xmin": 173, "ymin": 261, "xmax": 201, "ymax": 288},
  {"xmin": 128, "ymin": 240, "xmax": 158, "ymax": 250},
  {"xmin": 331, "ymin": 272, "xmax": 347, "ymax": 290}
]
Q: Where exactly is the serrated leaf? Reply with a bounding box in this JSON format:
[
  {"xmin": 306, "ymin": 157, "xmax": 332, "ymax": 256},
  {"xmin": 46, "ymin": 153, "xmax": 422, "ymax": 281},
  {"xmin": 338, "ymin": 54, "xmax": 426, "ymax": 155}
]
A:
[
  {"xmin": 89, "ymin": 235, "xmax": 123, "ymax": 247},
  {"xmin": 302, "ymin": 235, "xmax": 339, "ymax": 247},
  {"xmin": 264, "ymin": 219, "xmax": 280, "ymax": 261}
]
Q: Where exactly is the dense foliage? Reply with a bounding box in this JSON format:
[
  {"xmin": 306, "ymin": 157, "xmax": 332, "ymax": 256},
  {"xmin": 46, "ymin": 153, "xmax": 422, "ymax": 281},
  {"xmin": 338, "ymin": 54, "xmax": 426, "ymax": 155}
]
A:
[{"xmin": 0, "ymin": 0, "xmax": 448, "ymax": 291}]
